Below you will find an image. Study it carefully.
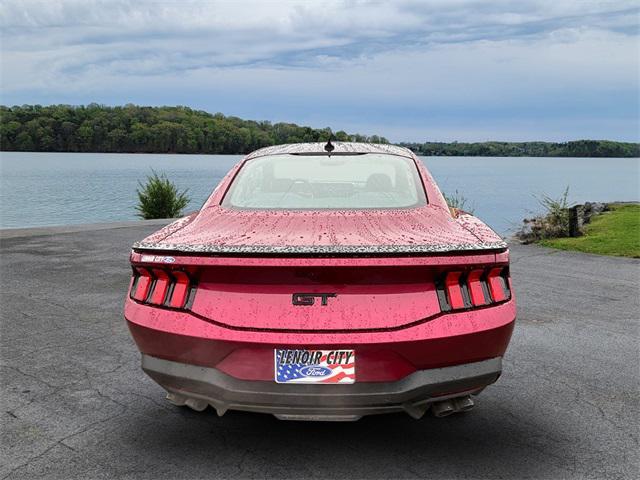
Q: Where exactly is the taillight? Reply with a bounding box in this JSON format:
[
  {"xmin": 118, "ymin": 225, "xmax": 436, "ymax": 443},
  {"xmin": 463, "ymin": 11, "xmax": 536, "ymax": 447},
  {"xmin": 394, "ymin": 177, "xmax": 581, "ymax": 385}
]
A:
[
  {"xmin": 444, "ymin": 271, "xmax": 465, "ymax": 309},
  {"xmin": 487, "ymin": 267, "xmax": 510, "ymax": 302},
  {"xmin": 131, "ymin": 268, "xmax": 152, "ymax": 301},
  {"xmin": 149, "ymin": 269, "xmax": 171, "ymax": 305},
  {"xmin": 467, "ymin": 269, "xmax": 489, "ymax": 306},
  {"xmin": 436, "ymin": 266, "xmax": 511, "ymax": 312},
  {"xmin": 129, "ymin": 267, "xmax": 195, "ymax": 310},
  {"xmin": 168, "ymin": 271, "xmax": 191, "ymax": 308}
]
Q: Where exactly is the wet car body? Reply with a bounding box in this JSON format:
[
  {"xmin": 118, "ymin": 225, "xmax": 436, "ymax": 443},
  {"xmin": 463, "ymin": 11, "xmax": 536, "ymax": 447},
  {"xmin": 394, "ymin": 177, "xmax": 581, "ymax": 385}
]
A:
[{"xmin": 125, "ymin": 142, "xmax": 516, "ymax": 421}]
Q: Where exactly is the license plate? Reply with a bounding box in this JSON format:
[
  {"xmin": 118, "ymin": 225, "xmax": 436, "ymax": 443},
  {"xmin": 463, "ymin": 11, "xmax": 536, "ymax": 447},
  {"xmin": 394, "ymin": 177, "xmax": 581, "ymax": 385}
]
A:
[{"xmin": 274, "ymin": 349, "xmax": 355, "ymax": 384}]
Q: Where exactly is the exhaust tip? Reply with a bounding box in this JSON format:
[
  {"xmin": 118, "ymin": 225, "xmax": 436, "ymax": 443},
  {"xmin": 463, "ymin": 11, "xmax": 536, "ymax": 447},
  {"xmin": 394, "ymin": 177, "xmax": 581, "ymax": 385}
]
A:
[
  {"xmin": 184, "ymin": 398, "xmax": 208, "ymax": 412},
  {"xmin": 166, "ymin": 392, "xmax": 187, "ymax": 406},
  {"xmin": 431, "ymin": 400, "xmax": 456, "ymax": 417},
  {"xmin": 453, "ymin": 395, "xmax": 475, "ymax": 412}
]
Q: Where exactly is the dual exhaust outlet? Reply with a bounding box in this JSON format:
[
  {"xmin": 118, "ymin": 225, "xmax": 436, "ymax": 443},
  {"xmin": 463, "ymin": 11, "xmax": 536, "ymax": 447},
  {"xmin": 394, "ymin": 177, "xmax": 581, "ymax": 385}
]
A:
[
  {"xmin": 430, "ymin": 395, "xmax": 475, "ymax": 417},
  {"xmin": 167, "ymin": 391, "xmax": 476, "ymax": 419}
]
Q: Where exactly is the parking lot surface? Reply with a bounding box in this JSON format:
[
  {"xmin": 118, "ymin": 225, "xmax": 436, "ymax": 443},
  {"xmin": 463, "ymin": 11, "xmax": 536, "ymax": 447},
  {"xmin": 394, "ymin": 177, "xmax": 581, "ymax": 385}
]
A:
[{"xmin": 1, "ymin": 222, "xmax": 638, "ymax": 479}]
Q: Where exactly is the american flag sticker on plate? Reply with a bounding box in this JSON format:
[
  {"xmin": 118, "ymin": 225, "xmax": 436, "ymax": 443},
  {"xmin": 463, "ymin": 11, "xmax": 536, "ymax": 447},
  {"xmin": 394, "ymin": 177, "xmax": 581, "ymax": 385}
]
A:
[{"xmin": 275, "ymin": 349, "xmax": 355, "ymax": 384}]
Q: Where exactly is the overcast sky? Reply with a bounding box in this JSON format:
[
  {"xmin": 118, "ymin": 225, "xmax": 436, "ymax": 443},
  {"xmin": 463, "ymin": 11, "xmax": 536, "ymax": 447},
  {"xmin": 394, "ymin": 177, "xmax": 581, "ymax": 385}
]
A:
[{"xmin": 1, "ymin": 0, "xmax": 638, "ymax": 142}]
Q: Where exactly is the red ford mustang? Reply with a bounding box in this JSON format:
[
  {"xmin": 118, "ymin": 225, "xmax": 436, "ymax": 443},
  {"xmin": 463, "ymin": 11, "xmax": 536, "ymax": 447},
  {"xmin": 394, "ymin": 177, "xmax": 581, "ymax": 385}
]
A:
[{"xmin": 125, "ymin": 142, "xmax": 515, "ymax": 421}]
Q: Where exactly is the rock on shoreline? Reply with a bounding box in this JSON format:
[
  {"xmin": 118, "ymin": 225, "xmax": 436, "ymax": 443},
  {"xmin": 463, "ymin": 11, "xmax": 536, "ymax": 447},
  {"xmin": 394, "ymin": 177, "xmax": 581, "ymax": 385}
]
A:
[{"xmin": 515, "ymin": 201, "xmax": 637, "ymax": 244}]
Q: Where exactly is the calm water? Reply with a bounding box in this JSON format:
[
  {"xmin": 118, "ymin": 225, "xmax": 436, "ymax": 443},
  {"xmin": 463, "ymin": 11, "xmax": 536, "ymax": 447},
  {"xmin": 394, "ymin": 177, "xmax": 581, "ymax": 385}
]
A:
[{"xmin": 1, "ymin": 152, "xmax": 638, "ymax": 235}]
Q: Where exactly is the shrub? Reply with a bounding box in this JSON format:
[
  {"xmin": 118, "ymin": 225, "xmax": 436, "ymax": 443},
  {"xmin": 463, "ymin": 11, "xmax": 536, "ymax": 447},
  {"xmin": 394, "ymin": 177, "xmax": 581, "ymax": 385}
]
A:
[
  {"xmin": 534, "ymin": 186, "xmax": 571, "ymax": 238},
  {"xmin": 136, "ymin": 170, "xmax": 190, "ymax": 219},
  {"xmin": 443, "ymin": 189, "xmax": 474, "ymax": 213},
  {"xmin": 516, "ymin": 186, "xmax": 573, "ymax": 242}
]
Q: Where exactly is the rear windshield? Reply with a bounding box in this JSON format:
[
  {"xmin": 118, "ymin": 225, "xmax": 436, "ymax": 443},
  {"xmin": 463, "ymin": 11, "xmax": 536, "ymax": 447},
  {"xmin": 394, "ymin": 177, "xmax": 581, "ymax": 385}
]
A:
[{"xmin": 222, "ymin": 153, "xmax": 426, "ymax": 209}]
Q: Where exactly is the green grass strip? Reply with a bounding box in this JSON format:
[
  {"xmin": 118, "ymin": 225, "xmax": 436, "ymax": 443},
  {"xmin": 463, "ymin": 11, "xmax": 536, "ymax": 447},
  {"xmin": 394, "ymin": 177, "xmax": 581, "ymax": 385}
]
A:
[{"xmin": 539, "ymin": 203, "xmax": 640, "ymax": 258}]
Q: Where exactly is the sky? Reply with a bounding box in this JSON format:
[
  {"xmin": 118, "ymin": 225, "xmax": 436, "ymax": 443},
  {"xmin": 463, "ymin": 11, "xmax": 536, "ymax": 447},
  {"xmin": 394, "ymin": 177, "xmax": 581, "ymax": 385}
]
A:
[{"xmin": 1, "ymin": 0, "xmax": 639, "ymax": 142}]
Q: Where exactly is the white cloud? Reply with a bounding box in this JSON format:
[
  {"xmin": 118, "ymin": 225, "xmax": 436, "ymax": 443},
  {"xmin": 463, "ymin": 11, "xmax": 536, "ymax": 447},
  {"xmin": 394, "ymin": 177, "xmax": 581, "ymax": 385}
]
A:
[{"xmin": 0, "ymin": 0, "xmax": 638, "ymax": 141}]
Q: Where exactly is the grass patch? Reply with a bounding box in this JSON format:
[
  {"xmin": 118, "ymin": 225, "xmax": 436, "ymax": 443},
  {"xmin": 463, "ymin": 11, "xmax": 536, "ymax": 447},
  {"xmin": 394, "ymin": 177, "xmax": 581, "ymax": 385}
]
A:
[{"xmin": 539, "ymin": 204, "xmax": 640, "ymax": 258}]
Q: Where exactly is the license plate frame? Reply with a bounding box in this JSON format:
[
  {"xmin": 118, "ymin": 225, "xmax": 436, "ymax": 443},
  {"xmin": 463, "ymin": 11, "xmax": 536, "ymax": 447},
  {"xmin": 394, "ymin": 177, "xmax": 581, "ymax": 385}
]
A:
[{"xmin": 274, "ymin": 349, "xmax": 356, "ymax": 384}]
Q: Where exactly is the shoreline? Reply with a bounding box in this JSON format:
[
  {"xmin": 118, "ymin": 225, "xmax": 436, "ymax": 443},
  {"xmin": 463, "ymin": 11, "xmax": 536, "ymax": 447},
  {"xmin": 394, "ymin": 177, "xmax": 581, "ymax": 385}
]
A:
[
  {"xmin": 3, "ymin": 201, "xmax": 639, "ymax": 241},
  {"xmin": 1, "ymin": 150, "xmax": 639, "ymax": 159}
]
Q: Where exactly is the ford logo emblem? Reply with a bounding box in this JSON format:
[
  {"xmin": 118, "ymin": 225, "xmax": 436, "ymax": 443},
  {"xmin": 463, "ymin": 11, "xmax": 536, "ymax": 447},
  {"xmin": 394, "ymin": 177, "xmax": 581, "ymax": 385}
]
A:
[{"xmin": 299, "ymin": 366, "xmax": 331, "ymax": 377}]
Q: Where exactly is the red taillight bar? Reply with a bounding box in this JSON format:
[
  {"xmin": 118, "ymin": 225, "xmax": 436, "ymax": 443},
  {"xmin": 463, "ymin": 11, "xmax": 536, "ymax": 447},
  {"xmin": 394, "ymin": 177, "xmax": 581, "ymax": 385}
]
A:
[
  {"xmin": 169, "ymin": 271, "xmax": 191, "ymax": 309},
  {"xmin": 149, "ymin": 269, "xmax": 171, "ymax": 305},
  {"xmin": 437, "ymin": 266, "xmax": 510, "ymax": 312},
  {"xmin": 467, "ymin": 269, "xmax": 488, "ymax": 306},
  {"xmin": 444, "ymin": 271, "xmax": 465, "ymax": 310},
  {"xmin": 131, "ymin": 268, "xmax": 152, "ymax": 301},
  {"xmin": 129, "ymin": 267, "xmax": 194, "ymax": 310},
  {"xmin": 487, "ymin": 267, "xmax": 507, "ymax": 302}
]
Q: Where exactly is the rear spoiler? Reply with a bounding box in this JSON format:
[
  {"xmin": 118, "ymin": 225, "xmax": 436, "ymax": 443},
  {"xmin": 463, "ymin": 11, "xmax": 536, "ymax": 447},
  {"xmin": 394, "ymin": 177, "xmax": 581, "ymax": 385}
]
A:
[
  {"xmin": 130, "ymin": 242, "xmax": 509, "ymax": 268},
  {"xmin": 132, "ymin": 240, "xmax": 508, "ymax": 256}
]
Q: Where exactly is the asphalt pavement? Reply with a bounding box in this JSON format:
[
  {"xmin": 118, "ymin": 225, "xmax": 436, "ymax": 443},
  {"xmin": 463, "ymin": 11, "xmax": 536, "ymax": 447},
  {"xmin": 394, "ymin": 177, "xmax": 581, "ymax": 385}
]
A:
[{"xmin": 1, "ymin": 221, "xmax": 638, "ymax": 479}]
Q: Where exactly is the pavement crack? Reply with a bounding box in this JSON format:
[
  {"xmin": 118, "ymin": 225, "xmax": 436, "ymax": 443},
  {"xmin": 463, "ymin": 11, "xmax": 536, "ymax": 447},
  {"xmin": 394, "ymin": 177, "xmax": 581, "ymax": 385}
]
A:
[
  {"xmin": 1, "ymin": 410, "xmax": 127, "ymax": 480},
  {"xmin": 4, "ymin": 335, "xmax": 109, "ymax": 361},
  {"xmin": 556, "ymin": 379, "xmax": 639, "ymax": 446},
  {"xmin": 2, "ymin": 365, "xmax": 57, "ymax": 389}
]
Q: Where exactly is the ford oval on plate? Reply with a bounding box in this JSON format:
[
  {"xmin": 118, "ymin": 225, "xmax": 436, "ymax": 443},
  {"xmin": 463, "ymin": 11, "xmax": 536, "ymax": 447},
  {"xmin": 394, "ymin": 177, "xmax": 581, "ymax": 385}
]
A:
[{"xmin": 275, "ymin": 349, "xmax": 355, "ymax": 384}]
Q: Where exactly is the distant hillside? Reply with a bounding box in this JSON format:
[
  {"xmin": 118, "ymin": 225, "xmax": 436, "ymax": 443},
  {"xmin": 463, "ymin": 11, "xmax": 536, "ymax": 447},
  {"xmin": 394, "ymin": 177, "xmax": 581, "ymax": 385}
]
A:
[
  {"xmin": 1, "ymin": 104, "xmax": 637, "ymax": 157},
  {"xmin": 399, "ymin": 140, "xmax": 640, "ymax": 158},
  {"xmin": 0, "ymin": 104, "xmax": 387, "ymax": 154}
]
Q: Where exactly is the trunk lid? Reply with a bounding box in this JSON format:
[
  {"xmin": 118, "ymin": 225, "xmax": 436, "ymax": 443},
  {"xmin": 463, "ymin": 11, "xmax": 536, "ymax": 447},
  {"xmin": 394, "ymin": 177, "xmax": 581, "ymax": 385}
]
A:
[
  {"xmin": 193, "ymin": 264, "xmax": 439, "ymax": 331},
  {"xmin": 133, "ymin": 206, "xmax": 505, "ymax": 255}
]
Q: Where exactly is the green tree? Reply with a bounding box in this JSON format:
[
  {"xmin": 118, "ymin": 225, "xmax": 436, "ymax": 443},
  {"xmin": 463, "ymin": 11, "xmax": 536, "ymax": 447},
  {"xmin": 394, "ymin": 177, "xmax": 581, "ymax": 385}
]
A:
[{"xmin": 1, "ymin": 104, "xmax": 638, "ymax": 157}]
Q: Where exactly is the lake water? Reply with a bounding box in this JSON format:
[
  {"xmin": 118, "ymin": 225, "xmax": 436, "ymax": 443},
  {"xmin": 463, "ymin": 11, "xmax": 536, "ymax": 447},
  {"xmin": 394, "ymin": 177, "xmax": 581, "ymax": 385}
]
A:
[{"xmin": 1, "ymin": 152, "xmax": 638, "ymax": 235}]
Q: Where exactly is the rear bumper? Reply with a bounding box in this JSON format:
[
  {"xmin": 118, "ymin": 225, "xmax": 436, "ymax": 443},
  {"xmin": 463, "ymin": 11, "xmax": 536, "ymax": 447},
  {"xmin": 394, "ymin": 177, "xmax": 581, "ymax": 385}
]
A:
[
  {"xmin": 142, "ymin": 354, "xmax": 502, "ymax": 421},
  {"xmin": 126, "ymin": 312, "xmax": 515, "ymax": 382}
]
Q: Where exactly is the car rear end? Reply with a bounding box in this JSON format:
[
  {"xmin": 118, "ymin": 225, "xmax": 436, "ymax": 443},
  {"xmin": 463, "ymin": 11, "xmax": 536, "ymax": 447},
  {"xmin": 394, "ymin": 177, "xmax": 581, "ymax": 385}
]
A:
[
  {"xmin": 124, "ymin": 142, "xmax": 516, "ymax": 421},
  {"xmin": 125, "ymin": 248, "xmax": 514, "ymax": 420}
]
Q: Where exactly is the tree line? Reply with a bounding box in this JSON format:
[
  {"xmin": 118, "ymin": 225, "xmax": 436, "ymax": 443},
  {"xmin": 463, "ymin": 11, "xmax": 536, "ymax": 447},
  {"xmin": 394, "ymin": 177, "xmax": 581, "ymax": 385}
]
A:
[
  {"xmin": 0, "ymin": 104, "xmax": 387, "ymax": 154},
  {"xmin": 398, "ymin": 140, "xmax": 639, "ymax": 158},
  {"xmin": 1, "ymin": 104, "xmax": 637, "ymax": 157}
]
